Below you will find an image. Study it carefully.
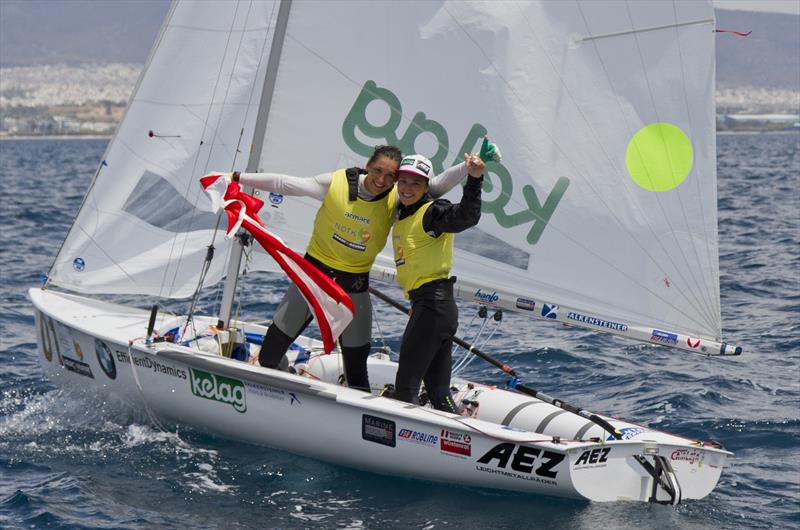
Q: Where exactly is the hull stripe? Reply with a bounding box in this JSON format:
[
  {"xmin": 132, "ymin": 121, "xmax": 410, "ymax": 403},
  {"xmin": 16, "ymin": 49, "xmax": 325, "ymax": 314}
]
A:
[
  {"xmin": 574, "ymin": 421, "xmax": 596, "ymax": 440},
  {"xmin": 536, "ymin": 410, "xmax": 567, "ymax": 433},
  {"xmin": 501, "ymin": 400, "xmax": 547, "ymax": 426}
]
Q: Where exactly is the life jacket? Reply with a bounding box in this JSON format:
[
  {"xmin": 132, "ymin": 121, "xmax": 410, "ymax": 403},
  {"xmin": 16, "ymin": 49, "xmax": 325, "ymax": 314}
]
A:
[
  {"xmin": 306, "ymin": 168, "xmax": 395, "ymax": 273},
  {"xmin": 391, "ymin": 201, "xmax": 454, "ymax": 298}
]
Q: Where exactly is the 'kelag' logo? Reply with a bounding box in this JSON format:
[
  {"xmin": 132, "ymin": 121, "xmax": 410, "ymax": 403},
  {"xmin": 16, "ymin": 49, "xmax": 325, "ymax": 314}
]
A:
[
  {"xmin": 342, "ymin": 80, "xmax": 569, "ymax": 246},
  {"xmin": 190, "ymin": 368, "xmax": 247, "ymax": 413}
]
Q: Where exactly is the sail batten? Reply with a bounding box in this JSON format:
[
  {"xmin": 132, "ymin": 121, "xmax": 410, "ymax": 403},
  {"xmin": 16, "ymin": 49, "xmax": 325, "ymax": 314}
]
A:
[{"xmin": 576, "ymin": 17, "xmax": 713, "ymax": 43}]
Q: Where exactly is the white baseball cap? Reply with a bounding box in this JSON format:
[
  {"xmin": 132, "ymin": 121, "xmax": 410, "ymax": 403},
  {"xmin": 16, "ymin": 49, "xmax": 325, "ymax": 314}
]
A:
[{"xmin": 398, "ymin": 154, "xmax": 433, "ymax": 179}]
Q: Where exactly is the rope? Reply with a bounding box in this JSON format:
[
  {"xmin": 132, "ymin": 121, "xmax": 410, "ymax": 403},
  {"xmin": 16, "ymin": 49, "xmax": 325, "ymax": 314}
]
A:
[
  {"xmin": 126, "ymin": 341, "xmax": 169, "ymax": 432},
  {"xmin": 452, "ymin": 310, "xmax": 490, "ymax": 373},
  {"xmin": 449, "ymin": 306, "xmax": 482, "ymax": 359},
  {"xmin": 453, "ymin": 318, "xmax": 503, "ymax": 376},
  {"xmin": 370, "ymin": 294, "xmax": 391, "ymax": 354}
]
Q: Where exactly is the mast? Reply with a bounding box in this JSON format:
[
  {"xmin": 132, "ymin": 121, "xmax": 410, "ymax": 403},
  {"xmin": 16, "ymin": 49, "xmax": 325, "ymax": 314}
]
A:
[{"xmin": 217, "ymin": 0, "xmax": 293, "ymax": 329}]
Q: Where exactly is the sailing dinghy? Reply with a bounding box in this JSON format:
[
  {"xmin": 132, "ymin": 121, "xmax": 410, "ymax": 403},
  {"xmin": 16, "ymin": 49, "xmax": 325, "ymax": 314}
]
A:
[{"xmin": 30, "ymin": 0, "xmax": 741, "ymax": 503}]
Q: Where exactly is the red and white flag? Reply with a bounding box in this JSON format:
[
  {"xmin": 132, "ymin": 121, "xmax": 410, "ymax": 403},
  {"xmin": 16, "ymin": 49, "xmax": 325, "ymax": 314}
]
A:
[{"xmin": 200, "ymin": 173, "xmax": 354, "ymax": 353}]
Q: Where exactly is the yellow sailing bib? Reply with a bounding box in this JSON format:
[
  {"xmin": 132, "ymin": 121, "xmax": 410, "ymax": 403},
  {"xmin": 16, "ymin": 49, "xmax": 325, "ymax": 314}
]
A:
[
  {"xmin": 306, "ymin": 169, "xmax": 395, "ymax": 273},
  {"xmin": 392, "ymin": 201, "xmax": 454, "ymax": 298}
]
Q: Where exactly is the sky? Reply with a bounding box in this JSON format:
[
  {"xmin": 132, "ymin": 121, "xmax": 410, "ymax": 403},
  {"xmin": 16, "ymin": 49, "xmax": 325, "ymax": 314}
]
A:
[{"xmin": 714, "ymin": 0, "xmax": 800, "ymax": 16}]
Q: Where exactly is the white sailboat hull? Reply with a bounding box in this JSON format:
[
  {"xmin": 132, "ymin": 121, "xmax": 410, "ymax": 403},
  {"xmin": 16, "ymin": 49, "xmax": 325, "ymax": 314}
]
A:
[{"xmin": 29, "ymin": 288, "xmax": 729, "ymax": 503}]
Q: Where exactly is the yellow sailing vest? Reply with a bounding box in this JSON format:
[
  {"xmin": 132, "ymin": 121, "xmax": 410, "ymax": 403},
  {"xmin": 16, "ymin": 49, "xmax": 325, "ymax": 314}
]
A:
[
  {"xmin": 306, "ymin": 169, "xmax": 395, "ymax": 273},
  {"xmin": 392, "ymin": 201, "xmax": 454, "ymax": 298}
]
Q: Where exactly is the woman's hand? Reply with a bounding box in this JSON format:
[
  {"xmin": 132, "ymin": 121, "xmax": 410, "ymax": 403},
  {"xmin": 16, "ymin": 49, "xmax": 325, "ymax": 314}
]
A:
[{"xmin": 464, "ymin": 152, "xmax": 485, "ymax": 178}]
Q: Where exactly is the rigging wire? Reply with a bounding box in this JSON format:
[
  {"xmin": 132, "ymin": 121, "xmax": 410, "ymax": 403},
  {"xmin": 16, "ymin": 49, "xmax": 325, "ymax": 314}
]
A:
[
  {"xmin": 422, "ymin": 2, "xmax": 718, "ymax": 333},
  {"xmin": 449, "ymin": 306, "xmax": 484, "ymax": 358},
  {"xmin": 227, "ymin": 233, "xmax": 257, "ymax": 350},
  {"xmin": 163, "ymin": 0, "xmax": 252, "ymax": 304},
  {"xmin": 61, "ymin": 2, "xmax": 725, "ymax": 349},
  {"xmin": 454, "ymin": 308, "xmax": 504, "ymax": 374},
  {"xmin": 152, "ymin": 0, "xmax": 275, "ymax": 338},
  {"xmin": 671, "ymin": 1, "xmax": 723, "ymax": 328},
  {"xmin": 126, "ymin": 341, "xmax": 169, "ymax": 432},
  {"xmin": 454, "ymin": 323, "xmax": 502, "ymax": 375},
  {"xmin": 43, "ymin": 0, "xmax": 177, "ymax": 289},
  {"xmin": 620, "ymin": 0, "xmax": 720, "ymax": 325},
  {"xmin": 286, "ymin": 10, "xmax": 720, "ymax": 339},
  {"xmin": 453, "ymin": 309, "xmax": 504, "ymax": 376},
  {"xmin": 370, "ymin": 295, "xmax": 391, "ymax": 355},
  {"xmin": 442, "ymin": 0, "xmax": 719, "ymax": 334},
  {"xmin": 185, "ymin": 0, "xmax": 278, "ymax": 330},
  {"xmin": 509, "ymin": 0, "xmax": 721, "ymax": 331},
  {"xmin": 452, "ymin": 308, "xmax": 491, "ymax": 374}
]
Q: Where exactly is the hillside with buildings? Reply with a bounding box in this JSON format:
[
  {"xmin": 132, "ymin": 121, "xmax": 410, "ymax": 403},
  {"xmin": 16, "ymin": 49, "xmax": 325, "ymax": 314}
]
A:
[{"xmin": 0, "ymin": 3, "xmax": 797, "ymax": 136}]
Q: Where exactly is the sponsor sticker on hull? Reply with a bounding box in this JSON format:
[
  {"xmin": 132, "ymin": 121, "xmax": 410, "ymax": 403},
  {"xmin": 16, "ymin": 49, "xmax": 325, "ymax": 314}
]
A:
[
  {"xmin": 95, "ymin": 339, "xmax": 116, "ymax": 380},
  {"xmin": 362, "ymin": 414, "xmax": 396, "ymax": 447},
  {"xmin": 606, "ymin": 427, "xmax": 648, "ymax": 441},
  {"xmin": 476, "ymin": 443, "xmax": 563, "ymax": 486},
  {"xmin": 671, "ymin": 448, "xmax": 703, "ymax": 465},
  {"xmin": 246, "ymin": 382, "xmax": 299, "ymax": 405},
  {"xmin": 398, "ymin": 428, "xmax": 438, "ymax": 447},
  {"xmin": 38, "ymin": 314, "xmax": 54, "ymax": 362},
  {"xmin": 63, "ymin": 356, "xmax": 94, "ymax": 378},
  {"xmin": 573, "ymin": 447, "xmax": 611, "ymax": 469},
  {"xmin": 189, "ymin": 368, "xmax": 247, "ymax": 413},
  {"xmin": 440, "ymin": 430, "xmax": 471, "ymax": 457},
  {"xmin": 116, "ymin": 351, "xmax": 187, "ymax": 380},
  {"xmin": 38, "ymin": 314, "xmax": 72, "ymax": 366}
]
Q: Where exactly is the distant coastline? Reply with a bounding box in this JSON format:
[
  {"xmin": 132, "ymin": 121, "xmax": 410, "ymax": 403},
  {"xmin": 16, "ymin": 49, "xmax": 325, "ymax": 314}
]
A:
[
  {"xmin": 11, "ymin": 127, "xmax": 788, "ymax": 140},
  {"xmin": 717, "ymin": 129, "xmax": 799, "ymax": 135},
  {"xmin": 1, "ymin": 63, "xmax": 797, "ymax": 138},
  {"xmin": 0, "ymin": 134, "xmax": 111, "ymax": 140}
]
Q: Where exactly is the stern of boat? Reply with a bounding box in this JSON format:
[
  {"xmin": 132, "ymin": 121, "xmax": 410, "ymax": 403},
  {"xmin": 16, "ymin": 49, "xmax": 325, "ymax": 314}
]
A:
[{"xmin": 567, "ymin": 440, "xmax": 730, "ymax": 503}]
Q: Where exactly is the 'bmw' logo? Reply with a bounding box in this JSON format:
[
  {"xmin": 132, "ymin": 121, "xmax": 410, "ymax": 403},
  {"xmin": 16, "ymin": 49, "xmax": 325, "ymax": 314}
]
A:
[{"xmin": 95, "ymin": 339, "xmax": 116, "ymax": 380}]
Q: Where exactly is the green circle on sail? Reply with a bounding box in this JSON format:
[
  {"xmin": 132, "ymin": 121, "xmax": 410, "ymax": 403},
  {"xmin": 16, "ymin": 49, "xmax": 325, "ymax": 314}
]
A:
[{"xmin": 625, "ymin": 123, "xmax": 693, "ymax": 192}]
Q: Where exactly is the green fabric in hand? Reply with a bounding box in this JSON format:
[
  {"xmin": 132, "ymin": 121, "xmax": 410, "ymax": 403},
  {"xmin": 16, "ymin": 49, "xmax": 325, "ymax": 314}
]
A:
[{"xmin": 479, "ymin": 137, "xmax": 502, "ymax": 162}]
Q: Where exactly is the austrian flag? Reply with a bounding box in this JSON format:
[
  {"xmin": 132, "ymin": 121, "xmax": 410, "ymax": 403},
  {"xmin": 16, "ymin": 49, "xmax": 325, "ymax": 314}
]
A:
[{"xmin": 200, "ymin": 173, "xmax": 354, "ymax": 353}]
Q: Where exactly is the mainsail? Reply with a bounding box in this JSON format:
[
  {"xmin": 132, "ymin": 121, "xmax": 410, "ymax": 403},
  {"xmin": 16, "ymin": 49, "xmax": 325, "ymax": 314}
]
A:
[{"xmin": 48, "ymin": 1, "xmax": 735, "ymax": 353}]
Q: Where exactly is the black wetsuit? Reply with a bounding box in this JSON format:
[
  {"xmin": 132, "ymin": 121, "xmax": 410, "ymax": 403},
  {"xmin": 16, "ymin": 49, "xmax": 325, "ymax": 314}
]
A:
[{"xmin": 393, "ymin": 176, "xmax": 483, "ymax": 412}]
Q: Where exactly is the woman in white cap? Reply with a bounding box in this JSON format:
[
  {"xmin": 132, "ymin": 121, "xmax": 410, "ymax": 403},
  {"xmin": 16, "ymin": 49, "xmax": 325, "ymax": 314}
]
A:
[
  {"xmin": 229, "ymin": 146, "xmax": 473, "ymax": 392},
  {"xmin": 391, "ymin": 152, "xmax": 485, "ymax": 412}
]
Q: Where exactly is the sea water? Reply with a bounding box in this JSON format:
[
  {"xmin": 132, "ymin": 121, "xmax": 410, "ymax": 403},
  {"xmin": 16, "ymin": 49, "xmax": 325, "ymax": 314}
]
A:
[{"xmin": 0, "ymin": 135, "xmax": 798, "ymax": 529}]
